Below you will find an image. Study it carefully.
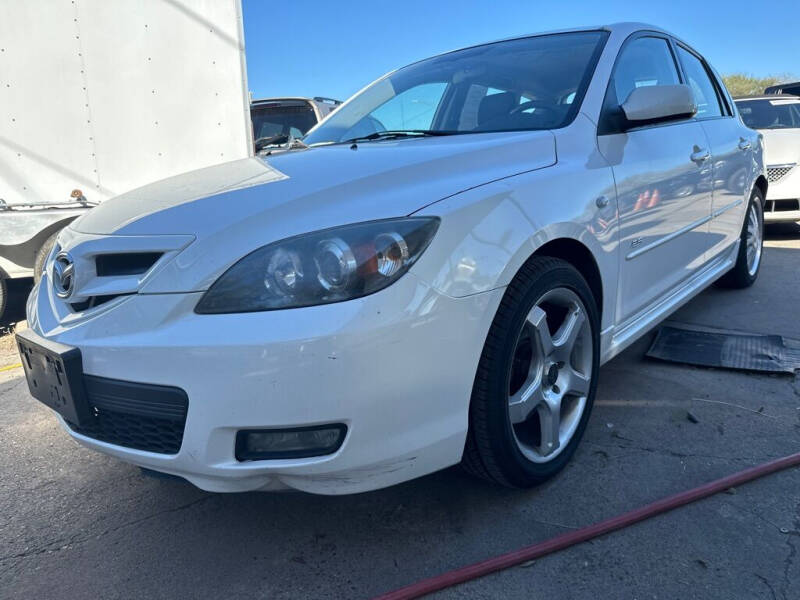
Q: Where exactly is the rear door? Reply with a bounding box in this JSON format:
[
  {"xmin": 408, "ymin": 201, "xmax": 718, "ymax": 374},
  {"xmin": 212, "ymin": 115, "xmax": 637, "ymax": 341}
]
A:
[
  {"xmin": 597, "ymin": 34, "xmax": 714, "ymax": 326},
  {"xmin": 674, "ymin": 43, "xmax": 751, "ymax": 260}
]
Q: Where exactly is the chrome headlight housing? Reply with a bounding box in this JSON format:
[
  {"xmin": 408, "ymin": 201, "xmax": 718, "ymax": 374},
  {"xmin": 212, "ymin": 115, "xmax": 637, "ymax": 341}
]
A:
[{"xmin": 195, "ymin": 217, "xmax": 439, "ymax": 313}]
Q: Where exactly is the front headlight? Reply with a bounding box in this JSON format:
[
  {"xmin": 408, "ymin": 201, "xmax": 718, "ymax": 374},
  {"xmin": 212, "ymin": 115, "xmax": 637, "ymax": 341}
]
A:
[{"xmin": 195, "ymin": 217, "xmax": 439, "ymax": 314}]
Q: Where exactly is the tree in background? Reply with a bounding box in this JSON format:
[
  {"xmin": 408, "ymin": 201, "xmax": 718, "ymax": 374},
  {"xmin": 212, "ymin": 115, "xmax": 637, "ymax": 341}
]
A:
[{"xmin": 722, "ymin": 74, "xmax": 795, "ymax": 97}]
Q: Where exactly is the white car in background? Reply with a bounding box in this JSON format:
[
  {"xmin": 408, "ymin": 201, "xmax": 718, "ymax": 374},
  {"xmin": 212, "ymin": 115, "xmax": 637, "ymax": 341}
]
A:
[
  {"xmin": 18, "ymin": 23, "xmax": 765, "ymax": 495},
  {"xmin": 736, "ymin": 95, "xmax": 800, "ymax": 222}
]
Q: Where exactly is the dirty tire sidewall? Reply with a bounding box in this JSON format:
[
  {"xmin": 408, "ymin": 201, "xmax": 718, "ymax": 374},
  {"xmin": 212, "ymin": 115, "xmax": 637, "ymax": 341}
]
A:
[{"xmin": 463, "ymin": 256, "xmax": 601, "ymax": 488}]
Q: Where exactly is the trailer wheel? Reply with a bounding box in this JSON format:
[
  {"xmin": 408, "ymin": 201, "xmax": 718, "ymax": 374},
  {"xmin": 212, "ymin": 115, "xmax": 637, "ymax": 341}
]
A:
[
  {"xmin": 0, "ymin": 278, "xmax": 7, "ymax": 324},
  {"xmin": 34, "ymin": 232, "xmax": 60, "ymax": 284}
]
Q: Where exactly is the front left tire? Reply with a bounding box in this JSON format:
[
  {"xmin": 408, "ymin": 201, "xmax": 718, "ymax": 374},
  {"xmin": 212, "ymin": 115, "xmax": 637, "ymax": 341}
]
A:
[{"xmin": 462, "ymin": 256, "xmax": 600, "ymax": 488}]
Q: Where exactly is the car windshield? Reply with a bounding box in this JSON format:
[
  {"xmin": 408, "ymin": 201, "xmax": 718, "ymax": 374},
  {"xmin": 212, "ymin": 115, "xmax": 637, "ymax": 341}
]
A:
[
  {"xmin": 736, "ymin": 98, "xmax": 800, "ymax": 129},
  {"xmin": 304, "ymin": 31, "xmax": 608, "ymax": 146},
  {"xmin": 251, "ymin": 102, "xmax": 318, "ymax": 141}
]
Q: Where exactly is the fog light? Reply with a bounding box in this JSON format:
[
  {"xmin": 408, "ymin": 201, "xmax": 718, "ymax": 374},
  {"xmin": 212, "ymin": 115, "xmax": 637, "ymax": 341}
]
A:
[{"xmin": 235, "ymin": 424, "xmax": 347, "ymax": 461}]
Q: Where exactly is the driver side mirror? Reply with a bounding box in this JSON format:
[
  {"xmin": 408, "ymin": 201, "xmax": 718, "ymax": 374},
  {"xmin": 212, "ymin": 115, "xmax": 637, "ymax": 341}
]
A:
[{"xmin": 620, "ymin": 84, "xmax": 697, "ymax": 127}]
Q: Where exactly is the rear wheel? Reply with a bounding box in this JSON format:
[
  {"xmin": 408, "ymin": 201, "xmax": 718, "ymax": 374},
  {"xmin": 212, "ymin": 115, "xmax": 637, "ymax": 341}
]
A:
[
  {"xmin": 463, "ymin": 256, "xmax": 600, "ymax": 487},
  {"xmin": 716, "ymin": 188, "xmax": 764, "ymax": 289}
]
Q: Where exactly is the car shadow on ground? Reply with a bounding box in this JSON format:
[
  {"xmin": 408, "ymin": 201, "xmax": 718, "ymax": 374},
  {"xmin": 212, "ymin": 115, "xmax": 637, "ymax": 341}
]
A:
[{"xmin": 764, "ymin": 220, "xmax": 800, "ymax": 240}]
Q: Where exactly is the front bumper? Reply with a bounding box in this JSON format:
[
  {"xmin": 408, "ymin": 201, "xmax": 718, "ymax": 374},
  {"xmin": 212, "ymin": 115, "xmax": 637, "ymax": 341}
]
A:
[
  {"xmin": 765, "ymin": 167, "xmax": 800, "ymax": 222},
  {"xmin": 27, "ymin": 271, "xmax": 502, "ymax": 494}
]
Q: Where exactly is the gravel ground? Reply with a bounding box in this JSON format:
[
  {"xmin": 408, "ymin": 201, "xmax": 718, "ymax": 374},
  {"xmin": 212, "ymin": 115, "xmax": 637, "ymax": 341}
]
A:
[{"xmin": 1, "ymin": 224, "xmax": 799, "ymax": 600}]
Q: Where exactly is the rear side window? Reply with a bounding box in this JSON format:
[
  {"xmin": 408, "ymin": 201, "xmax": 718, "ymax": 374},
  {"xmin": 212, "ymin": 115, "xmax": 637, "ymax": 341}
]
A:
[
  {"xmin": 676, "ymin": 47, "xmax": 723, "ymax": 118},
  {"xmin": 611, "ymin": 37, "xmax": 680, "ymax": 105}
]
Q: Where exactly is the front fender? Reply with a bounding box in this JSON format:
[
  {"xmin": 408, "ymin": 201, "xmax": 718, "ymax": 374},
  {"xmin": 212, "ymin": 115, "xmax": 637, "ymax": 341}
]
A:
[{"xmin": 411, "ymin": 161, "xmax": 618, "ymax": 331}]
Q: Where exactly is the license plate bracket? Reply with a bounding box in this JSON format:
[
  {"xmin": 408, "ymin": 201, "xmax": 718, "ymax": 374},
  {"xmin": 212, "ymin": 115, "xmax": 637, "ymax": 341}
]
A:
[{"xmin": 16, "ymin": 329, "xmax": 91, "ymax": 426}]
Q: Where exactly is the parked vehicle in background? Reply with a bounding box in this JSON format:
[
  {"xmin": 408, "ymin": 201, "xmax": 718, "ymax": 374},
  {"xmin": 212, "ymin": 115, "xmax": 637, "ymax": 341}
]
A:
[
  {"xmin": 251, "ymin": 97, "xmax": 341, "ymax": 153},
  {"xmin": 736, "ymin": 96, "xmax": 800, "ymax": 222},
  {"xmin": 0, "ymin": 0, "xmax": 252, "ymax": 321},
  {"xmin": 765, "ymin": 81, "xmax": 800, "ymax": 96},
  {"xmin": 19, "ymin": 23, "xmax": 765, "ymax": 495}
]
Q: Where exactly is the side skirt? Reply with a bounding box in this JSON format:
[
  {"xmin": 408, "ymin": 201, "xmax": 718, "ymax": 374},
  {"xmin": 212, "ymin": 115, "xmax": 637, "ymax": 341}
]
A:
[{"xmin": 600, "ymin": 242, "xmax": 739, "ymax": 364}]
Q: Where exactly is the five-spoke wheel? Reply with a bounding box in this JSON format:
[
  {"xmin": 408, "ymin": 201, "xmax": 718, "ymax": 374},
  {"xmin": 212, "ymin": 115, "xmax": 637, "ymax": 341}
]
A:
[
  {"xmin": 508, "ymin": 288, "xmax": 592, "ymax": 463},
  {"xmin": 463, "ymin": 256, "xmax": 600, "ymax": 488}
]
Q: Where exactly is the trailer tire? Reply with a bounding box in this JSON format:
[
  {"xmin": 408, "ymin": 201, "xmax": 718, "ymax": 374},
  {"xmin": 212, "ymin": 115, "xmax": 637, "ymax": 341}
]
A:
[
  {"xmin": 0, "ymin": 278, "xmax": 7, "ymax": 324},
  {"xmin": 34, "ymin": 232, "xmax": 60, "ymax": 284}
]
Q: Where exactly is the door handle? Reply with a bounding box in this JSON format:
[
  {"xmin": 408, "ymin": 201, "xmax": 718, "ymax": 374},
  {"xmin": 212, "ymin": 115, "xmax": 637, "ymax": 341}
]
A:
[
  {"xmin": 738, "ymin": 138, "xmax": 751, "ymax": 151},
  {"xmin": 690, "ymin": 146, "xmax": 710, "ymax": 164}
]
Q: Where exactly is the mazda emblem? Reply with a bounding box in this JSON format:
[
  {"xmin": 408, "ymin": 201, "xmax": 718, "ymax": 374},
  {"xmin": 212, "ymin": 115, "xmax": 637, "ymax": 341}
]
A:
[{"xmin": 53, "ymin": 252, "xmax": 76, "ymax": 299}]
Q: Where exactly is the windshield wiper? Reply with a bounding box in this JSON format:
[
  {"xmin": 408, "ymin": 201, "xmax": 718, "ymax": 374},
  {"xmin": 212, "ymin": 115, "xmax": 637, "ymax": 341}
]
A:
[{"xmin": 342, "ymin": 130, "xmax": 459, "ymax": 144}]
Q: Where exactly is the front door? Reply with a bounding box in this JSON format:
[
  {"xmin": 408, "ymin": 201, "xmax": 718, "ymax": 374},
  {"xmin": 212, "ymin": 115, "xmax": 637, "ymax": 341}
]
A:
[{"xmin": 597, "ymin": 35, "xmax": 714, "ymax": 326}]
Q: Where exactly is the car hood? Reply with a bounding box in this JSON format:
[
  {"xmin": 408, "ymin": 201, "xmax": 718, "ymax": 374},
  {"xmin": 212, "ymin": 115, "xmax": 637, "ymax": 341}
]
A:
[
  {"xmin": 69, "ymin": 130, "xmax": 555, "ymax": 293},
  {"xmin": 759, "ymin": 128, "xmax": 800, "ymax": 165}
]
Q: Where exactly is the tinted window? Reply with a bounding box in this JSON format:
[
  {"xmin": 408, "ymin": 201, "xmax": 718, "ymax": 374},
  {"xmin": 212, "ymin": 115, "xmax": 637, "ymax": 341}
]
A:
[
  {"xmin": 251, "ymin": 104, "xmax": 318, "ymax": 141},
  {"xmin": 736, "ymin": 98, "xmax": 800, "ymax": 129},
  {"xmin": 305, "ymin": 31, "xmax": 607, "ymax": 145},
  {"xmin": 676, "ymin": 47, "xmax": 723, "ymax": 118},
  {"xmin": 611, "ymin": 37, "xmax": 680, "ymax": 105}
]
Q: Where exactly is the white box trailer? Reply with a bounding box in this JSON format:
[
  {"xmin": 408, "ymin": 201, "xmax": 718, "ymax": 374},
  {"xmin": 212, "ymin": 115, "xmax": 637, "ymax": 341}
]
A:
[{"xmin": 0, "ymin": 0, "xmax": 252, "ymax": 318}]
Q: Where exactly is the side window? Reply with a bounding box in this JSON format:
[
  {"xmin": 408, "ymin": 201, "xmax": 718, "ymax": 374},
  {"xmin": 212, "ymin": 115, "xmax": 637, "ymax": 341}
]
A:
[
  {"xmin": 676, "ymin": 47, "xmax": 723, "ymax": 118},
  {"xmin": 612, "ymin": 37, "xmax": 680, "ymax": 105}
]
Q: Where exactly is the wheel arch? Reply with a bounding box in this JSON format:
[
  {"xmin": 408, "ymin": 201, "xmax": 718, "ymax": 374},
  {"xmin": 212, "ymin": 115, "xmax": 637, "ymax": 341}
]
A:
[
  {"xmin": 753, "ymin": 175, "xmax": 767, "ymax": 205},
  {"xmin": 530, "ymin": 238, "xmax": 604, "ymax": 319}
]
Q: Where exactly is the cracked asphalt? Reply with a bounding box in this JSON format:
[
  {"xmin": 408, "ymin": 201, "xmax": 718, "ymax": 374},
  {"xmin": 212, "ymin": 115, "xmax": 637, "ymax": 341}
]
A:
[{"xmin": 1, "ymin": 225, "xmax": 799, "ymax": 600}]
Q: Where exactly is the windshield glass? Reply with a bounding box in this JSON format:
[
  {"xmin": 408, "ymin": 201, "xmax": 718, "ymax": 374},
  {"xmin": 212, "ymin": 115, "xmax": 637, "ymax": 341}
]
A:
[
  {"xmin": 736, "ymin": 99, "xmax": 800, "ymax": 129},
  {"xmin": 251, "ymin": 103, "xmax": 318, "ymax": 141},
  {"xmin": 304, "ymin": 31, "xmax": 608, "ymax": 146}
]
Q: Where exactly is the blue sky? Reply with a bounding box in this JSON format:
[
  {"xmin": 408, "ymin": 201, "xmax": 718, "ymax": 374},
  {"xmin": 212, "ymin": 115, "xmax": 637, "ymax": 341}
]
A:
[{"xmin": 242, "ymin": 0, "xmax": 800, "ymax": 102}]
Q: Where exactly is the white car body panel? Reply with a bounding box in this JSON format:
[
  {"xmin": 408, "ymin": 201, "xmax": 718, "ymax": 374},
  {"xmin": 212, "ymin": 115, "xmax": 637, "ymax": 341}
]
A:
[
  {"xmin": 72, "ymin": 131, "xmax": 556, "ymax": 294},
  {"xmin": 24, "ymin": 23, "xmax": 765, "ymax": 493}
]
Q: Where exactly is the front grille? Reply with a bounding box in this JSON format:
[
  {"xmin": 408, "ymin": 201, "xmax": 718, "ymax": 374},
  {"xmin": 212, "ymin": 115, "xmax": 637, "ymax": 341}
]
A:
[
  {"xmin": 95, "ymin": 252, "xmax": 163, "ymax": 277},
  {"xmin": 766, "ymin": 199, "xmax": 800, "ymax": 212},
  {"xmin": 67, "ymin": 375, "xmax": 189, "ymax": 454},
  {"xmin": 69, "ymin": 294, "xmax": 124, "ymax": 312},
  {"xmin": 767, "ymin": 164, "xmax": 796, "ymax": 183}
]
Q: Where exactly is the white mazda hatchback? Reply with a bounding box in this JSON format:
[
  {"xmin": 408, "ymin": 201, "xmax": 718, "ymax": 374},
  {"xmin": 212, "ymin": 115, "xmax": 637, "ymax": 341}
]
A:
[{"xmin": 19, "ymin": 23, "xmax": 765, "ymax": 494}]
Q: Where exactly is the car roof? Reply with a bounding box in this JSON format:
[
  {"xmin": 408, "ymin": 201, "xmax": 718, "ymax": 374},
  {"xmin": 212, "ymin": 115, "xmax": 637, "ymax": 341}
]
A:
[
  {"xmin": 251, "ymin": 97, "xmax": 315, "ymax": 106},
  {"xmin": 403, "ymin": 22, "xmax": 680, "ymax": 73},
  {"xmin": 478, "ymin": 22, "xmax": 673, "ymax": 45},
  {"xmin": 734, "ymin": 95, "xmax": 800, "ymax": 102}
]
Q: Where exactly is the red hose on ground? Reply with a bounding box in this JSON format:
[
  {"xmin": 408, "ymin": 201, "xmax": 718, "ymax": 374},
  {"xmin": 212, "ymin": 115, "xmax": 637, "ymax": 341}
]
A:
[{"xmin": 373, "ymin": 451, "xmax": 800, "ymax": 600}]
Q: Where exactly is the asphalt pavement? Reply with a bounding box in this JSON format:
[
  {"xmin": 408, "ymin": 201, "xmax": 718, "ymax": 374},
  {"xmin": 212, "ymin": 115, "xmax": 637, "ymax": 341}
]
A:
[{"xmin": 1, "ymin": 224, "xmax": 799, "ymax": 600}]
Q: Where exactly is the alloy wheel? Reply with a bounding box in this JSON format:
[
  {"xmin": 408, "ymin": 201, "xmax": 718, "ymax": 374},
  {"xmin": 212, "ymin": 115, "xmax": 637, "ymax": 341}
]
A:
[
  {"xmin": 745, "ymin": 202, "xmax": 762, "ymax": 277},
  {"xmin": 507, "ymin": 287, "xmax": 593, "ymax": 464}
]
